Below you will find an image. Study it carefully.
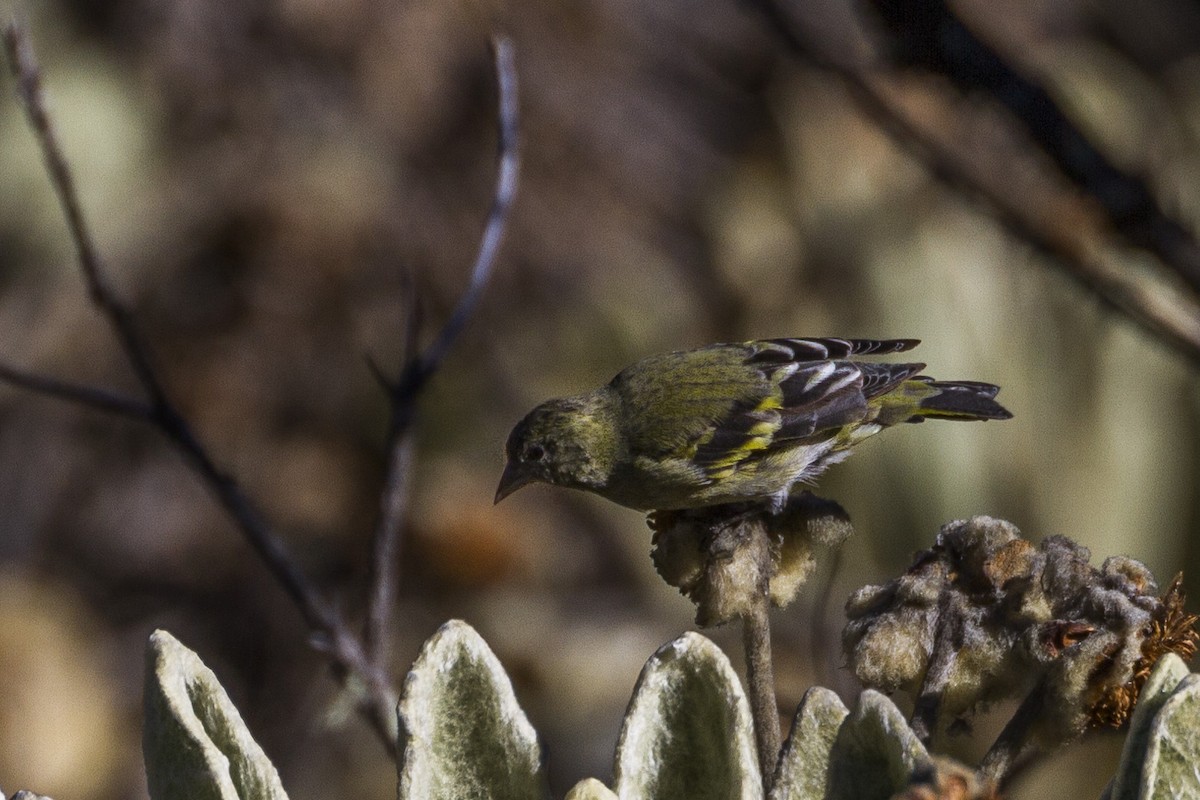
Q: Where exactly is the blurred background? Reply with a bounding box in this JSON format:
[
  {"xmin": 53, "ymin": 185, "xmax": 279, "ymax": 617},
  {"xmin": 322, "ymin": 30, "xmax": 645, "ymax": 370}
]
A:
[{"xmin": 0, "ymin": 0, "xmax": 1198, "ymax": 798}]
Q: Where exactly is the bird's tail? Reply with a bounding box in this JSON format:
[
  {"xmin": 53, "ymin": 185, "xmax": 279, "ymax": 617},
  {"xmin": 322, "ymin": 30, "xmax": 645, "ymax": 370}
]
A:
[{"xmin": 906, "ymin": 379, "xmax": 1013, "ymax": 422}]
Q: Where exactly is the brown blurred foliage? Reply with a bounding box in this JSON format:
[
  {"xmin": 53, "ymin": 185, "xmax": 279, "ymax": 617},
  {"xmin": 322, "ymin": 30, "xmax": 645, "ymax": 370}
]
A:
[{"xmin": 0, "ymin": 0, "xmax": 1198, "ymax": 798}]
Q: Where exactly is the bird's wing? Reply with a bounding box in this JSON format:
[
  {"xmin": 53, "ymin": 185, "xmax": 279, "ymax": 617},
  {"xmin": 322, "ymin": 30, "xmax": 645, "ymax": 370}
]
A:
[
  {"xmin": 748, "ymin": 337, "xmax": 920, "ymax": 362},
  {"xmin": 858, "ymin": 361, "xmax": 929, "ymax": 400},
  {"xmin": 691, "ymin": 357, "xmax": 924, "ymax": 474},
  {"xmin": 616, "ymin": 339, "xmax": 924, "ymax": 481}
]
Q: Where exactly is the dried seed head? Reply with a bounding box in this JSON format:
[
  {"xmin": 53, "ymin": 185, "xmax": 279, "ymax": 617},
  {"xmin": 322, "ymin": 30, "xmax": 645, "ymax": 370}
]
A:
[
  {"xmin": 1087, "ymin": 574, "xmax": 1199, "ymax": 728},
  {"xmin": 649, "ymin": 493, "xmax": 853, "ymax": 625},
  {"xmin": 844, "ymin": 516, "xmax": 1198, "ymax": 756}
]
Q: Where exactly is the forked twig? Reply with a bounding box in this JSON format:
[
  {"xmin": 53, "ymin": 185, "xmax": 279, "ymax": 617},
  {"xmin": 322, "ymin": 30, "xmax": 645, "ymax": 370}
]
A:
[
  {"xmin": 4, "ymin": 22, "xmax": 170, "ymax": 408},
  {"xmin": 1, "ymin": 17, "xmax": 398, "ymax": 746},
  {"xmin": 0, "ymin": 19, "xmax": 520, "ymax": 749},
  {"xmin": 363, "ymin": 36, "xmax": 519, "ymax": 664},
  {"xmin": 0, "ymin": 362, "xmax": 152, "ymax": 419}
]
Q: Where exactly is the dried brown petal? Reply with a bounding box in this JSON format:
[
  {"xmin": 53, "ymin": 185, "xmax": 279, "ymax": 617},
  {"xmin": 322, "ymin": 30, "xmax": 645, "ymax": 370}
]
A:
[
  {"xmin": 1087, "ymin": 574, "xmax": 1199, "ymax": 729},
  {"xmin": 1043, "ymin": 621, "xmax": 1096, "ymax": 657},
  {"xmin": 982, "ymin": 538, "xmax": 1038, "ymax": 589}
]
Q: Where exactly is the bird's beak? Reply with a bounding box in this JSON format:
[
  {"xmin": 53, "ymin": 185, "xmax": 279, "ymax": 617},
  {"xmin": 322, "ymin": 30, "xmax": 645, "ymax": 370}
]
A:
[{"xmin": 494, "ymin": 462, "xmax": 536, "ymax": 504}]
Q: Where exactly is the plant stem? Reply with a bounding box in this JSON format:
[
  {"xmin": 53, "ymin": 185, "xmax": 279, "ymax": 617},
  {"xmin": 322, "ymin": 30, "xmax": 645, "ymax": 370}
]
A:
[
  {"xmin": 980, "ymin": 684, "xmax": 1043, "ymax": 787},
  {"xmin": 742, "ymin": 521, "xmax": 781, "ymax": 794},
  {"xmin": 909, "ymin": 592, "xmax": 964, "ymax": 744}
]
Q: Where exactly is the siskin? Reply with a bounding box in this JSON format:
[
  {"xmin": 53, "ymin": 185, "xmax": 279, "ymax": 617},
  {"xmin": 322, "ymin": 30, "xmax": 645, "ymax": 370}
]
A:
[{"xmin": 496, "ymin": 338, "xmax": 1011, "ymax": 511}]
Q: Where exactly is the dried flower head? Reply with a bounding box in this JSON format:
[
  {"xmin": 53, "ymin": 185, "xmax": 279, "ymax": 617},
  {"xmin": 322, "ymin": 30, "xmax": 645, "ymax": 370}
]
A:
[
  {"xmin": 649, "ymin": 492, "xmax": 853, "ymax": 626},
  {"xmin": 1088, "ymin": 574, "xmax": 1199, "ymax": 728},
  {"xmin": 842, "ymin": 516, "xmax": 1198, "ymax": 776}
]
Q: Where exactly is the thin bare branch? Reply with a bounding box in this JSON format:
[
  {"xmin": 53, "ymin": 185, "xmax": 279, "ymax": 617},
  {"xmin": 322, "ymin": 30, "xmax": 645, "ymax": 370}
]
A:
[
  {"xmin": 362, "ymin": 268, "xmax": 421, "ymax": 658},
  {"xmin": 0, "ymin": 361, "xmax": 153, "ymax": 419},
  {"xmin": 398, "ymin": 36, "xmax": 520, "ymax": 399},
  {"xmin": 364, "ymin": 432, "xmax": 415, "ymax": 660},
  {"xmin": 750, "ymin": 0, "xmax": 1200, "ymax": 367},
  {"xmin": 363, "ymin": 36, "xmax": 520, "ymax": 662},
  {"xmin": 841, "ymin": 70, "xmax": 1200, "ymax": 366},
  {"xmin": 2, "ymin": 18, "xmax": 398, "ymax": 748},
  {"xmin": 867, "ymin": 0, "xmax": 1200, "ymax": 298},
  {"xmin": 4, "ymin": 22, "xmax": 171, "ymax": 408}
]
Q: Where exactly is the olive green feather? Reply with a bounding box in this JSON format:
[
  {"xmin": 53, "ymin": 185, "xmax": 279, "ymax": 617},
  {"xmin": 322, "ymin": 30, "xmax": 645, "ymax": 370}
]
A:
[{"xmin": 497, "ymin": 338, "xmax": 1011, "ymax": 511}]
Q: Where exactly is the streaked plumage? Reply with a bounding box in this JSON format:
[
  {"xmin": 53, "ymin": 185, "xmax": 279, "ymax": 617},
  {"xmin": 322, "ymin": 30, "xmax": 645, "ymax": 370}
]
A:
[{"xmin": 496, "ymin": 338, "xmax": 1012, "ymax": 511}]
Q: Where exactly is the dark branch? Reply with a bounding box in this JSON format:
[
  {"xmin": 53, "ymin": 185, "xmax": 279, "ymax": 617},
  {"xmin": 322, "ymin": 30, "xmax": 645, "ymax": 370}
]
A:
[
  {"xmin": 866, "ymin": 0, "xmax": 1200, "ymax": 298},
  {"xmin": 2, "ymin": 18, "xmax": 398, "ymax": 748},
  {"xmin": 397, "ymin": 36, "xmax": 520, "ymax": 400},
  {"xmin": 0, "ymin": 362, "xmax": 153, "ymax": 419},
  {"xmin": 4, "ymin": 22, "xmax": 171, "ymax": 408},
  {"xmin": 363, "ymin": 36, "xmax": 520, "ymax": 663},
  {"xmin": 364, "ymin": 433, "xmax": 414, "ymax": 661},
  {"xmin": 749, "ymin": 0, "xmax": 1200, "ymax": 367}
]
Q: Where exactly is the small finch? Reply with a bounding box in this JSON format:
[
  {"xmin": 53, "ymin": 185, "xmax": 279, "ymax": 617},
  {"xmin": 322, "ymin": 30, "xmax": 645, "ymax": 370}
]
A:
[{"xmin": 496, "ymin": 338, "xmax": 1011, "ymax": 511}]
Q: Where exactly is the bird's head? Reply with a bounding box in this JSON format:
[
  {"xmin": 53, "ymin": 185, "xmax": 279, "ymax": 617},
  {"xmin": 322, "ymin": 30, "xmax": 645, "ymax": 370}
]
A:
[{"xmin": 495, "ymin": 395, "xmax": 615, "ymax": 503}]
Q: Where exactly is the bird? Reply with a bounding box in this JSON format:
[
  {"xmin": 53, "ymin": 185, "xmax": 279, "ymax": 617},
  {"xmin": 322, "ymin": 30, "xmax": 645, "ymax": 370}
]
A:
[{"xmin": 495, "ymin": 338, "xmax": 1012, "ymax": 512}]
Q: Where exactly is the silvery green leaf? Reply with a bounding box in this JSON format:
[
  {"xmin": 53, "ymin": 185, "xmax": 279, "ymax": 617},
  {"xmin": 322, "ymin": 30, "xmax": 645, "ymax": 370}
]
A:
[
  {"xmin": 397, "ymin": 620, "xmax": 546, "ymax": 800},
  {"xmin": 1137, "ymin": 672, "xmax": 1200, "ymax": 799},
  {"xmin": 614, "ymin": 632, "xmax": 760, "ymax": 800},
  {"xmin": 1108, "ymin": 652, "xmax": 1191, "ymax": 800},
  {"xmin": 771, "ymin": 686, "xmax": 849, "ymax": 800},
  {"xmin": 825, "ymin": 689, "xmax": 929, "ymax": 800},
  {"xmin": 143, "ymin": 629, "xmax": 288, "ymax": 800},
  {"xmin": 564, "ymin": 778, "xmax": 618, "ymax": 800}
]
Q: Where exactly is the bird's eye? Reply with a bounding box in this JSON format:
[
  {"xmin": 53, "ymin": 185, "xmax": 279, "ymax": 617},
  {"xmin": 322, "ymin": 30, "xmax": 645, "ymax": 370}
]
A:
[{"xmin": 524, "ymin": 444, "xmax": 546, "ymax": 462}]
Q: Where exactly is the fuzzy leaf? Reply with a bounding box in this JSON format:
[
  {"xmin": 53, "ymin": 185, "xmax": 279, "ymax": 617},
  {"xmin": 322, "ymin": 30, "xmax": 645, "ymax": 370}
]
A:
[
  {"xmin": 143, "ymin": 630, "xmax": 288, "ymax": 800},
  {"xmin": 771, "ymin": 687, "xmax": 850, "ymax": 800},
  {"xmin": 825, "ymin": 690, "xmax": 929, "ymax": 800},
  {"xmin": 397, "ymin": 620, "xmax": 546, "ymax": 800},
  {"xmin": 1137, "ymin": 672, "xmax": 1200, "ymax": 799},
  {"xmin": 614, "ymin": 632, "xmax": 760, "ymax": 800},
  {"xmin": 1107, "ymin": 653, "xmax": 1191, "ymax": 800}
]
